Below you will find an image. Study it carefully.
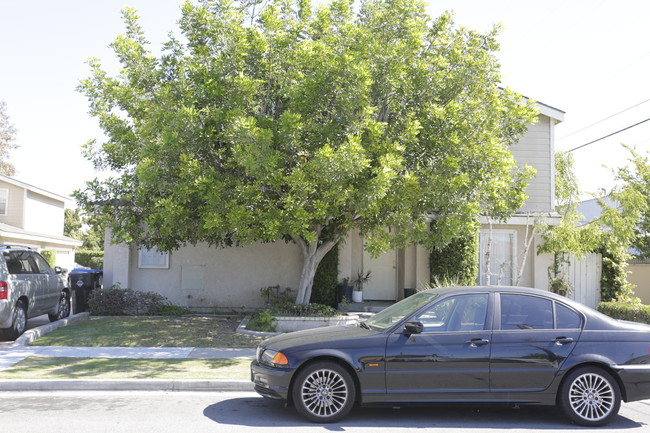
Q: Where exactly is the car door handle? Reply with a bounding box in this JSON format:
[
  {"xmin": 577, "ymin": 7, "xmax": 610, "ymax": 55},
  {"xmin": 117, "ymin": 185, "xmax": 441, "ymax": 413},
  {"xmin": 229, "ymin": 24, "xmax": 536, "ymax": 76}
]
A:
[
  {"xmin": 554, "ymin": 337, "xmax": 574, "ymax": 345},
  {"xmin": 466, "ymin": 338, "xmax": 490, "ymax": 347}
]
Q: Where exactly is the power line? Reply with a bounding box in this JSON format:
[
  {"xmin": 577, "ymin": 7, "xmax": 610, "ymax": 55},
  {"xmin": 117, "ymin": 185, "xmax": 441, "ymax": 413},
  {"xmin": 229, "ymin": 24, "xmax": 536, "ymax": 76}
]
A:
[
  {"xmin": 557, "ymin": 98, "xmax": 650, "ymax": 141},
  {"xmin": 566, "ymin": 117, "xmax": 650, "ymax": 152}
]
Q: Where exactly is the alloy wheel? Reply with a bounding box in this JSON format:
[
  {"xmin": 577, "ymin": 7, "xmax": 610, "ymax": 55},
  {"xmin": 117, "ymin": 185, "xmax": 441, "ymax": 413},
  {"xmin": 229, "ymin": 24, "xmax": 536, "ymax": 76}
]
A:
[
  {"xmin": 300, "ymin": 368, "xmax": 350, "ymax": 418},
  {"xmin": 568, "ymin": 372, "xmax": 616, "ymax": 422}
]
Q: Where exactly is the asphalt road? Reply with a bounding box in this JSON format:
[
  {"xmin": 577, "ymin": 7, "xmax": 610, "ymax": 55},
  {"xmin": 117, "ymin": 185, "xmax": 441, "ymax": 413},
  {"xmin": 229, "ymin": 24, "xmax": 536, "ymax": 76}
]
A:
[{"xmin": 1, "ymin": 391, "xmax": 648, "ymax": 433}]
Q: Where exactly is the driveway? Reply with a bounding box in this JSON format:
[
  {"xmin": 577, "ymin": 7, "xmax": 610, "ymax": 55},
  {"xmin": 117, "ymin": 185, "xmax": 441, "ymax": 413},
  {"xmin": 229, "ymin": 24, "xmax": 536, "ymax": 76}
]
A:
[{"xmin": 0, "ymin": 314, "xmax": 50, "ymax": 347}]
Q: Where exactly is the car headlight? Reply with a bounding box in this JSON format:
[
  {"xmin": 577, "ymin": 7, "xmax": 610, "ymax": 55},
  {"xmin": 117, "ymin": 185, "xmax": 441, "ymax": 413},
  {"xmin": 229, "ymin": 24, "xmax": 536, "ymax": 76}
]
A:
[{"xmin": 259, "ymin": 348, "xmax": 289, "ymax": 367}]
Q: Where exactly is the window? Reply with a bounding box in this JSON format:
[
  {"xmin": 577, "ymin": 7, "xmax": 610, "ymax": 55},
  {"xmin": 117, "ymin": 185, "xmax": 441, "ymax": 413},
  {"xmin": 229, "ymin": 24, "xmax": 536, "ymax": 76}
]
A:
[
  {"xmin": 500, "ymin": 294, "xmax": 553, "ymax": 330},
  {"xmin": 4, "ymin": 251, "xmax": 35, "ymax": 274},
  {"xmin": 31, "ymin": 253, "xmax": 54, "ymax": 275},
  {"xmin": 0, "ymin": 189, "xmax": 8, "ymax": 215},
  {"xmin": 556, "ymin": 303, "xmax": 582, "ymax": 329},
  {"xmin": 138, "ymin": 247, "xmax": 169, "ymax": 269},
  {"xmin": 479, "ymin": 229, "xmax": 516, "ymax": 285},
  {"xmin": 416, "ymin": 294, "xmax": 488, "ymax": 332}
]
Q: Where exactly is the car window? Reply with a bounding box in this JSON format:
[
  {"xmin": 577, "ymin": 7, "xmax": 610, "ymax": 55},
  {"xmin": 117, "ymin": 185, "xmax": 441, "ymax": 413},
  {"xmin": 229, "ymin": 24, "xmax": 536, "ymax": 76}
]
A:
[
  {"xmin": 31, "ymin": 253, "xmax": 53, "ymax": 275},
  {"xmin": 366, "ymin": 292, "xmax": 439, "ymax": 330},
  {"xmin": 3, "ymin": 251, "xmax": 35, "ymax": 275},
  {"xmin": 416, "ymin": 294, "xmax": 488, "ymax": 332},
  {"xmin": 500, "ymin": 294, "xmax": 553, "ymax": 330},
  {"xmin": 556, "ymin": 303, "xmax": 582, "ymax": 329}
]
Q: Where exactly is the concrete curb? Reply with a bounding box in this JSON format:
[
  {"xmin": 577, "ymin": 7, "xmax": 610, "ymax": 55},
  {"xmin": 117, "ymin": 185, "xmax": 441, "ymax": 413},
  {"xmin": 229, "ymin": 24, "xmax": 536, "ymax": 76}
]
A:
[
  {"xmin": 0, "ymin": 379, "xmax": 254, "ymax": 392},
  {"xmin": 12, "ymin": 313, "xmax": 91, "ymax": 346}
]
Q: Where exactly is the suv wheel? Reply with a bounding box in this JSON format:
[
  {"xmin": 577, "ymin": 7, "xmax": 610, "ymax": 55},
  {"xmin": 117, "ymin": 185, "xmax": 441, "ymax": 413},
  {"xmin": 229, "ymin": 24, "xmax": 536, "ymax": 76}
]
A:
[
  {"xmin": 1, "ymin": 300, "xmax": 27, "ymax": 341},
  {"xmin": 48, "ymin": 291, "xmax": 71, "ymax": 322}
]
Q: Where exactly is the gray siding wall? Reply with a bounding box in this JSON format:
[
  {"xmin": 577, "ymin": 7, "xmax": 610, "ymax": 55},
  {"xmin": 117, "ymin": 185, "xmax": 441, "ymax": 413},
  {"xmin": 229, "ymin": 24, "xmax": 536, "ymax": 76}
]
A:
[{"xmin": 511, "ymin": 114, "xmax": 555, "ymax": 212}]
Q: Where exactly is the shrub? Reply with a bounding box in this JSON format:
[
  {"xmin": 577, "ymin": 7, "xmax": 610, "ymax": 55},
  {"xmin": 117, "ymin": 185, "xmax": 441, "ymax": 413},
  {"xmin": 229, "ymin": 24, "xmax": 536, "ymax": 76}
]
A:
[
  {"xmin": 597, "ymin": 301, "xmax": 650, "ymax": 324},
  {"xmin": 258, "ymin": 286, "xmax": 338, "ymax": 317},
  {"xmin": 88, "ymin": 286, "xmax": 185, "ymax": 316},
  {"xmin": 429, "ymin": 231, "xmax": 479, "ymax": 286},
  {"xmin": 76, "ymin": 249, "xmax": 104, "ymax": 270},
  {"xmin": 150, "ymin": 304, "xmax": 192, "ymax": 316},
  {"xmin": 248, "ymin": 310, "xmax": 277, "ymax": 332},
  {"xmin": 41, "ymin": 249, "xmax": 56, "ymax": 266}
]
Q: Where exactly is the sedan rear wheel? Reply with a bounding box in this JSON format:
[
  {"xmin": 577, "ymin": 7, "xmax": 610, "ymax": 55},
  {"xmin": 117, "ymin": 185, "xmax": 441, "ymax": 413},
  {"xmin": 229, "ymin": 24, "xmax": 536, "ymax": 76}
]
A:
[
  {"xmin": 292, "ymin": 361, "xmax": 356, "ymax": 423},
  {"xmin": 558, "ymin": 366, "xmax": 621, "ymax": 427}
]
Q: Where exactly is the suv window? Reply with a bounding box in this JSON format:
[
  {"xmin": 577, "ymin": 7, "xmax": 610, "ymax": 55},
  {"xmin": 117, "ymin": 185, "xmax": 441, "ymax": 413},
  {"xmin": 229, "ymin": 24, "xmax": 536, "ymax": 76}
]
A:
[
  {"xmin": 31, "ymin": 253, "xmax": 53, "ymax": 275},
  {"xmin": 501, "ymin": 294, "xmax": 554, "ymax": 330},
  {"xmin": 3, "ymin": 251, "xmax": 35, "ymax": 275}
]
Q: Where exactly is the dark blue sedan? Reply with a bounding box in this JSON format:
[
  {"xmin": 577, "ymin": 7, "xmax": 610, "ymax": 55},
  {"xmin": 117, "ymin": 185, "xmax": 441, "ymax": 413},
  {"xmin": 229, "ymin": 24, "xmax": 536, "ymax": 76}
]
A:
[{"xmin": 251, "ymin": 287, "xmax": 650, "ymax": 426}]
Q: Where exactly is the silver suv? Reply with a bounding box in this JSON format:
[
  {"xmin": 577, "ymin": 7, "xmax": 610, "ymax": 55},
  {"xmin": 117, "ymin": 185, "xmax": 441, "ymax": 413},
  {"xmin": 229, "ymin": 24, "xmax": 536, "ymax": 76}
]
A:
[{"xmin": 0, "ymin": 245, "xmax": 70, "ymax": 340}]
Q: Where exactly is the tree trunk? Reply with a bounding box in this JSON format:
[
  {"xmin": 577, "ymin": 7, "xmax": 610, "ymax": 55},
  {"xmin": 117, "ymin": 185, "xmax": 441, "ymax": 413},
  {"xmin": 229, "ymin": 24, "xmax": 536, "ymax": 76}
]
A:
[{"xmin": 293, "ymin": 235, "xmax": 339, "ymax": 305}]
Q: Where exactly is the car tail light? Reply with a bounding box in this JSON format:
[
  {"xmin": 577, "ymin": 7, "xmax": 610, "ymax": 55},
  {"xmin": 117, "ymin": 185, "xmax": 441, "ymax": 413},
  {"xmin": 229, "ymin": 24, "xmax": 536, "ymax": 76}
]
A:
[{"xmin": 0, "ymin": 281, "xmax": 7, "ymax": 300}]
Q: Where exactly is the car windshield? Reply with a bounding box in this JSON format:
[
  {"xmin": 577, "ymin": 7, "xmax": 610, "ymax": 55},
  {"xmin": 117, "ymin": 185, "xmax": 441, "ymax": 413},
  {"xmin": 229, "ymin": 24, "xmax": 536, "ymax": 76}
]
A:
[{"xmin": 364, "ymin": 291, "xmax": 438, "ymax": 330}]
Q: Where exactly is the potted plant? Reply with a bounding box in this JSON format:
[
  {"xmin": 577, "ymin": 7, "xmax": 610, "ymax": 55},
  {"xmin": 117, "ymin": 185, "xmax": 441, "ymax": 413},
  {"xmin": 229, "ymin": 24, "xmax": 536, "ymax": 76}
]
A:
[{"xmin": 351, "ymin": 270, "xmax": 371, "ymax": 303}]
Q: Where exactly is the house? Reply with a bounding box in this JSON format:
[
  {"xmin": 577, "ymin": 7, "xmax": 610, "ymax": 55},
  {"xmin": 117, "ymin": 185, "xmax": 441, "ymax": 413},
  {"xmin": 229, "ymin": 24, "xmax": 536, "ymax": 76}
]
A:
[
  {"xmin": 102, "ymin": 101, "xmax": 582, "ymax": 310},
  {"xmin": 0, "ymin": 175, "xmax": 82, "ymax": 270}
]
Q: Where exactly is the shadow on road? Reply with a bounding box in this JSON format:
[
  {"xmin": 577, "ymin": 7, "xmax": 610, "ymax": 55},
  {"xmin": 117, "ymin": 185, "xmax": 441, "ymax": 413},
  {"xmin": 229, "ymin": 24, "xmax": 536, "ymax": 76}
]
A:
[{"xmin": 204, "ymin": 397, "xmax": 643, "ymax": 430}]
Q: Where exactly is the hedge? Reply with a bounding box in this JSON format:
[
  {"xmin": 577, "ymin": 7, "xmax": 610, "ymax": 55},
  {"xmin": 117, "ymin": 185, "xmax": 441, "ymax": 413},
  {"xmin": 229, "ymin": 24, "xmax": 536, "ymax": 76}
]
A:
[
  {"xmin": 597, "ymin": 301, "xmax": 650, "ymax": 325},
  {"xmin": 41, "ymin": 249, "xmax": 56, "ymax": 267},
  {"xmin": 429, "ymin": 232, "xmax": 479, "ymax": 286},
  {"xmin": 76, "ymin": 249, "xmax": 104, "ymax": 270}
]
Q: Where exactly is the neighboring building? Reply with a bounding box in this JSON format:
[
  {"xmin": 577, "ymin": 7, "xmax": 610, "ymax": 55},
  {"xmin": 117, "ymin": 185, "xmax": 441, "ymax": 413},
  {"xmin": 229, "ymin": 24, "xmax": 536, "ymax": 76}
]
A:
[
  {"xmin": 0, "ymin": 175, "xmax": 82, "ymax": 270},
  {"xmin": 103, "ymin": 102, "xmax": 570, "ymax": 310},
  {"xmin": 579, "ymin": 196, "xmax": 650, "ymax": 305}
]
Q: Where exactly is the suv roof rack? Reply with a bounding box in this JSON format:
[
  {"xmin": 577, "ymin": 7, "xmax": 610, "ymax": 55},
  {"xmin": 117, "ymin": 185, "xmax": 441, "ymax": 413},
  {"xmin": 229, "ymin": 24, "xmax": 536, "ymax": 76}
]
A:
[{"xmin": 0, "ymin": 244, "xmax": 33, "ymax": 250}]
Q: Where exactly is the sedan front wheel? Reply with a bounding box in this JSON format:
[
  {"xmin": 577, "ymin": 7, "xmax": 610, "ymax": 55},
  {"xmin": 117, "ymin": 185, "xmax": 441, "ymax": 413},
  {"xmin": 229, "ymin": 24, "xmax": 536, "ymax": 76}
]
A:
[
  {"xmin": 558, "ymin": 366, "xmax": 621, "ymax": 427},
  {"xmin": 292, "ymin": 361, "xmax": 356, "ymax": 423}
]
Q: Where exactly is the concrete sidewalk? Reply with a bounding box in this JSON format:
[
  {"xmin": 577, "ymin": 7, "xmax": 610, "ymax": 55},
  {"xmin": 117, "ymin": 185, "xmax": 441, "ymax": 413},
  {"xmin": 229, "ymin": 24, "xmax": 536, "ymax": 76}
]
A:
[{"xmin": 0, "ymin": 314, "xmax": 257, "ymax": 393}]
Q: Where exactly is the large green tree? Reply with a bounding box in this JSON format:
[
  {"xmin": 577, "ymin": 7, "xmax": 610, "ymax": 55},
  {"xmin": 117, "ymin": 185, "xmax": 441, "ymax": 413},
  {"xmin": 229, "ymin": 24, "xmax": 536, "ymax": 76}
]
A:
[{"xmin": 77, "ymin": 0, "xmax": 537, "ymax": 304}]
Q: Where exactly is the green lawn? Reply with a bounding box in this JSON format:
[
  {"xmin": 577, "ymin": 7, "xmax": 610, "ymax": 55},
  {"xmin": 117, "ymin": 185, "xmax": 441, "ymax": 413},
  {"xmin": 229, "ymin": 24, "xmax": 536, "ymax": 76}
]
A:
[
  {"xmin": 4, "ymin": 316, "xmax": 262, "ymax": 380},
  {"xmin": 31, "ymin": 316, "xmax": 264, "ymax": 348},
  {"xmin": 0, "ymin": 356, "xmax": 251, "ymax": 380}
]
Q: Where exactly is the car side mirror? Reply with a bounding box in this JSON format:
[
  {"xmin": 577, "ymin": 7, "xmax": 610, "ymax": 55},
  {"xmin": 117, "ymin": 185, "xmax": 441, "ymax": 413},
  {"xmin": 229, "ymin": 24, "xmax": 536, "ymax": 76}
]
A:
[
  {"xmin": 54, "ymin": 266, "xmax": 64, "ymax": 275},
  {"xmin": 404, "ymin": 321, "xmax": 424, "ymax": 335}
]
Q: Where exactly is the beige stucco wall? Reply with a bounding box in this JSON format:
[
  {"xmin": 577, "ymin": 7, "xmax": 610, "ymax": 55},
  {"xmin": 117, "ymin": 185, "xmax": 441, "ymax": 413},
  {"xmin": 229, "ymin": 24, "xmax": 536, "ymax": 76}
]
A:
[
  {"xmin": 338, "ymin": 230, "xmax": 430, "ymax": 301},
  {"xmin": 105, "ymin": 240, "xmax": 303, "ymax": 311},
  {"xmin": 628, "ymin": 264, "xmax": 650, "ymax": 305}
]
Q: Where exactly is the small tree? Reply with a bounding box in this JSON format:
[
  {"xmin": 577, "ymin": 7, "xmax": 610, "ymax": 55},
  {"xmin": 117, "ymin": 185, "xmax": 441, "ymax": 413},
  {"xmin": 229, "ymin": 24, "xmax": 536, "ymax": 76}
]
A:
[
  {"xmin": 538, "ymin": 152, "xmax": 599, "ymax": 294},
  {"xmin": 597, "ymin": 146, "xmax": 649, "ymax": 301},
  {"xmin": 0, "ymin": 100, "xmax": 18, "ymax": 176},
  {"xmin": 77, "ymin": 0, "xmax": 538, "ymax": 304}
]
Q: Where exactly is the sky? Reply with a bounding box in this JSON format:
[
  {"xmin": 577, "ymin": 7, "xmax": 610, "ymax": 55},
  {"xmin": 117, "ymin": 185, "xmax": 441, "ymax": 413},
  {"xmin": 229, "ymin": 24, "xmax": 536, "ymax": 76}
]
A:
[{"xmin": 1, "ymin": 0, "xmax": 649, "ymax": 201}]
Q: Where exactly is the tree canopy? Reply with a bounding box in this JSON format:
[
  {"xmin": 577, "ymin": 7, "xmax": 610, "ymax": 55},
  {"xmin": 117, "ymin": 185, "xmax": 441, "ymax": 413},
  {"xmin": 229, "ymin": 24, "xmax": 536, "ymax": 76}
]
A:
[
  {"xmin": 0, "ymin": 100, "xmax": 18, "ymax": 176},
  {"xmin": 77, "ymin": 0, "xmax": 538, "ymax": 304}
]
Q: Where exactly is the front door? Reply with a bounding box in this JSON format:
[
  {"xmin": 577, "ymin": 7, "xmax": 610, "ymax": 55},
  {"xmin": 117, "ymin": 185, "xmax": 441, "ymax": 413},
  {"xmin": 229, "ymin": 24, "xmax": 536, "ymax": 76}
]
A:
[
  {"xmin": 385, "ymin": 293, "xmax": 492, "ymax": 400},
  {"xmin": 363, "ymin": 248, "xmax": 397, "ymax": 300}
]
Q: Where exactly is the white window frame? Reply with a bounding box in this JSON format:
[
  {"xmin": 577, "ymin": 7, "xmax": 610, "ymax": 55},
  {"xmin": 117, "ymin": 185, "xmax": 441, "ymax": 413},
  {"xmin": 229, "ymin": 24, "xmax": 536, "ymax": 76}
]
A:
[
  {"xmin": 479, "ymin": 229, "xmax": 517, "ymax": 286},
  {"xmin": 138, "ymin": 246, "xmax": 169, "ymax": 269},
  {"xmin": 0, "ymin": 189, "xmax": 8, "ymax": 216}
]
